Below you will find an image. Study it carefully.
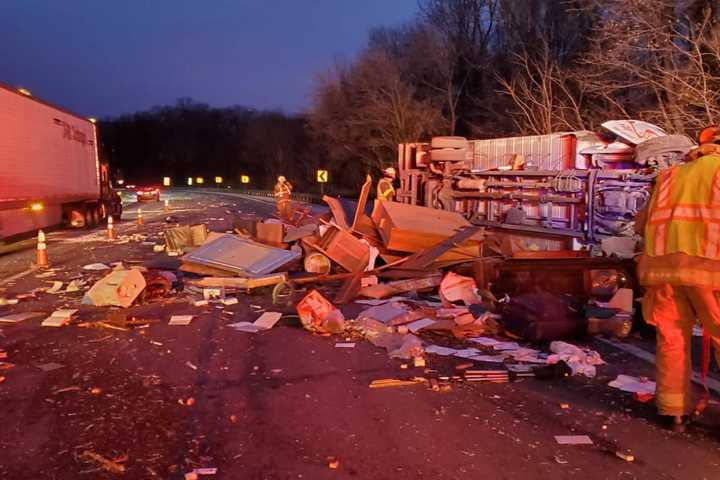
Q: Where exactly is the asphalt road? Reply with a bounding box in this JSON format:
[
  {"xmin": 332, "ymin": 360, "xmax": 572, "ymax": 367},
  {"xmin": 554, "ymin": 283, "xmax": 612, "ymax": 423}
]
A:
[{"xmin": 1, "ymin": 189, "xmax": 719, "ymax": 480}]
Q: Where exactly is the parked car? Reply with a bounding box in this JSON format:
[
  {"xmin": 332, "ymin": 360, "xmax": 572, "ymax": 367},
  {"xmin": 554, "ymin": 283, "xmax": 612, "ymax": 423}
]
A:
[{"xmin": 136, "ymin": 186, "xmax": 161, "ymax": 202}]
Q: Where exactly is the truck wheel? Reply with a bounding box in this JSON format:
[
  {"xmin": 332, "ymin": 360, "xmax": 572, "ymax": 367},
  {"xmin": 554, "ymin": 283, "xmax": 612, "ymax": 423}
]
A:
[
  {"xmin": 431, "ymin": 136, "xmax": 468, "ymax": 149},
  {"xmin": 69, "ymin": 209, "xmax": 85, "ymax": 228},
  {"xmin": 430, "ymin": 148, "xmax": 467, "ymax": 162},
  {"xmin": 84, "ymin": 208, "xmax": 96, "ymax": 229},
  {"xmin": 91, "ymin": 206, "xmax": 101, "ymax": 226}
]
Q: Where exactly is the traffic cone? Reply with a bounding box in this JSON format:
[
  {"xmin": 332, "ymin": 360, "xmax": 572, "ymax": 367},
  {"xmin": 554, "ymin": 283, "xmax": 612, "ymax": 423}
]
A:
[
  {"xmin": 137, "ymin": 208, "xmax": 144, "ymax": 225},
  {"xmin": 107, "ymin": 215, "xmax": 116, "ymax": 240},
  {"xmin": 36, "ymin": 230, "xmax": 49, "ymax": 267},
  {"xmin": 164, "ymin": 199, "xmax": 170, "ymax": 212}
]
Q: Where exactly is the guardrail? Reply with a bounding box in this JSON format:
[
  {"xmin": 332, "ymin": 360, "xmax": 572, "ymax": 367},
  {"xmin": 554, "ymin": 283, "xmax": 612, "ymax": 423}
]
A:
[
  {"xmin": 243, "ymin": 189, "xmax": 323, "ymax": 204},
  {"xmin": 176, "ymin": 187, "xmax": 324, "ymax": 205}
]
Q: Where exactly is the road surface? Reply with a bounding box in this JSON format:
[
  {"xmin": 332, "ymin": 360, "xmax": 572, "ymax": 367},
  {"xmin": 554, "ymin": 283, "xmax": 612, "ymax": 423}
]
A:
[{"xmin": 1, "ymin": 189, "xmax": 719, "ymax": 480}]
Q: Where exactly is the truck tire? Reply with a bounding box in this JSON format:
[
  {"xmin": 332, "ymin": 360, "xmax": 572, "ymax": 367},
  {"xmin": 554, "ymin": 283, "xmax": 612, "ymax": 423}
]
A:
[
  {"xmin": 91, "ymin": 206, "xmax": 101, "ymax": 226},
  {"xmin": 431, "ymin": 136, "xmax": 468, "ymax": 149},
  {"xmin": 430, "ymin": 148, "xmax": 467, "ymax": 162},
  {"xmin": 68, "ymin": 208, "xmax": 85, "ymax": 228},
  {"xmin": 84, "ymin": 208, "xmax": 95, "ymax": 229}
]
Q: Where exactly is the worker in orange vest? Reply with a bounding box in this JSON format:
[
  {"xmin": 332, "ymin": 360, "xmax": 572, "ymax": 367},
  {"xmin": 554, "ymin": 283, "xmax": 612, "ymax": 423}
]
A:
[
  {"xmin": 377, "ymin": 167, "xmax": 396, "ymax": 201},
  {"xmin": 636, "ymin": 125, "xmax": 720, "ymax": 432},
  {"xmin": 274, "ymin": 176, "xmax": 292, "ymax": 220}
]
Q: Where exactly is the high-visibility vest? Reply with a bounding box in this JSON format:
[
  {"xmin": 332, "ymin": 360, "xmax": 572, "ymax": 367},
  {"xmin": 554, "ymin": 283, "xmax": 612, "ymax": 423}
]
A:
[
  {"xmin": 644, "ymin": 154, "xmax": 720, "ymax": 259},
  {"xmin": 274, "ymin": 182, "xmax": 291, "ymax": 199},
  {"xmin": 377, "ymin": 178, "xmax": 395, "ymax": 200}
]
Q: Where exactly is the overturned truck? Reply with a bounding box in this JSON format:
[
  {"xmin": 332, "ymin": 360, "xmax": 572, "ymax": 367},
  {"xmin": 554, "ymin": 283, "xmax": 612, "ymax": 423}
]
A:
[{"xmin": 397, "ymin": 120, "xmax": 695, "ymax": 252}]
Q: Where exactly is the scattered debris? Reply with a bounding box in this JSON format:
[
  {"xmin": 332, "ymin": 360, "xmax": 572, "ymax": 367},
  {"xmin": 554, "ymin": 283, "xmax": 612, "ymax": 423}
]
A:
[
  {"xmin": 82, "ymin": 270, "xmax": 147, "ymax": 308},
  {"xmin": 253, "ymin": 312, "xmax": 283, "ymax": 330},
  {"xmin": 37, "ymin": 362, "xmax": 65, "ymax": 372},
  {"xmin": 555, "ymin": 435, "xmax": 593, "ymax": 445},
  {"xmin": 608, "ymin": 374, "xmax": 656, "ymax": 396},
  {"xmin": 79, "ymin": 451, "xmax": 127, "ymax": 474},
  {"xmin": 169, "ymin": 315, "xmax": 194, "ymax": 326},
  {"xmin": 41, "ymin": 309, "xmax": 78, "ymax": 327},
  {"xmin": 297, "ymin": 290, "xmax": 345, "ymax": 334},
  {"xmin": 369, "ymin": 378, "xmax": 426, "ymax": 388},
  {"xmin": 82, "ymin": 263, "xmax": 111, "ymax": 271}
]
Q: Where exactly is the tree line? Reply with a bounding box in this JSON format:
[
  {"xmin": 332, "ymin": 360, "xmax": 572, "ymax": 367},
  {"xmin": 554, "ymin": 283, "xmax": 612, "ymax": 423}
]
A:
[{"xmin": 101, "ymin": 0, "xmax": 720, "ymax": 193}]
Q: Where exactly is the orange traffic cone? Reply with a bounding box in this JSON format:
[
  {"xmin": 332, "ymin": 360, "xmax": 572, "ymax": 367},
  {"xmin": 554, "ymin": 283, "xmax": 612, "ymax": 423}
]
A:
[
  {"xmin": 136, "ymin": 208, "xmax": 144, "ymax": 225},
  {"xmin": 107, "ymin": 215, "xmax": 116, "ymax": 240},
  {"xmin": 36, "ymin": 230, "xmax": 49, "ymax": 267},
  {"xmin": 164, "ymin": 199, "xmax": 170, "ymax": 212}
]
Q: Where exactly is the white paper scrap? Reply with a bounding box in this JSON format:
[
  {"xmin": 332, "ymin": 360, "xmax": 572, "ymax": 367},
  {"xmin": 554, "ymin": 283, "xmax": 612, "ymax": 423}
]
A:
[
  {"xmin": 254, "ymin": 312, "xmax": 282, "ymax": 330},
  {"xmin": 221, "ymin": 297, "xmax": 239, "ymax": 306},
  {"xmin": 469, "ymin": 354, "xmax": 507, "ymax": 363},
  {"xmin": 608, "ymin": 374, "xmax": 656, "ymax": 395},
  {"xmin": 406, "ymin": 318, "xmax": 437, "ymax": 333},
  {"xmin": 425, "ymin": 345, "xmax": 458, "ymax": 356},
  {"xmin": 82, "ymin": 263, "xmax": 110, "ymax": 271},
  {"xmin": 555, "ymin": 435, "xmax": 593, "ymax": 445},
  {"xmin": 227, "ymin": 322, "xmax": 260, "ymax": 333},
  {"xmin": 453, "ymin": 348, "xmax": 481, "ymax": 359},
  {"xmin": 41, "ymin": 309, "xmax": 78, "ymax": 327},
  {"xmin": 169, "ymin": 315, "xmax": 194, "ymax": 326},
  {"xmin": 335, "ymin": 342, "xmax": 356, "ymax": 348}
]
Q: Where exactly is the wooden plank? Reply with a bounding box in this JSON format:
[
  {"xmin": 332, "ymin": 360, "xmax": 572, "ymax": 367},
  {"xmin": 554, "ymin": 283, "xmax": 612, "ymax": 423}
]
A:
[
  {"xmin": 187, "ymin": 272, "xmax": 288, "ymax": 289},
  {"xmin": 399, "ymin": 226, "xmax": 483, "ymax": 271},
  {"xmin": 352, "ymin": 175, "xmax": 372, "ymax": 231},
  {"xmin": 179, "ymin": 261, "xmax": 237, "ymax": 277},
  {"xmin": 370, "ymin": 200, "xmax": 483, "ymax": 253},
  {"xmin": 322, "ymin": 195, "xmax": 351, "ymax": 230},
  {"xmin": 334, "ymin": 273, "xmax": 363, "ymax": 304}
]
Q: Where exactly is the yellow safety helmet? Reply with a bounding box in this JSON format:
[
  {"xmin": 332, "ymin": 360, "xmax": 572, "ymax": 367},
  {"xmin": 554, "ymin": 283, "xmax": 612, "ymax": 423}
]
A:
[
  {"xmin": 383, "ymin": 167, "xmax": 396, "ymax": 177},
  {"xmin": 278, "ymin": 176, "xmax": 286, "ymax": 182}
]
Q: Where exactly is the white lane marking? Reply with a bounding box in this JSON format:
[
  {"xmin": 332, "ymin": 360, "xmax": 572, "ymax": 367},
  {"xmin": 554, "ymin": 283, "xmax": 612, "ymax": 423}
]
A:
[
  {"xmin": 597, "ymin": 337, "xmax": 720, "ymax": 395},
  {"xmin": 0, "ymin": 268, "xmax": 35, "ymax": 286}
]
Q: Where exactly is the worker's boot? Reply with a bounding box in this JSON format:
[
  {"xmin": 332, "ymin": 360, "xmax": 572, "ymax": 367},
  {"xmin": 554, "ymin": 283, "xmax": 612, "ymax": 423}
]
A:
[{"xmin": 660, "ymin": 415, "xmax": 687, "ymax": 433}]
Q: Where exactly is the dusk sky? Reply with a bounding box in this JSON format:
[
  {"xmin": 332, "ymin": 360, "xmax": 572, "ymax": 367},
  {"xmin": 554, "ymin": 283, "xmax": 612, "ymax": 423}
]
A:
[{"xmin": 1, "ymin": 1, "xmax": 419, "ymax": 118}]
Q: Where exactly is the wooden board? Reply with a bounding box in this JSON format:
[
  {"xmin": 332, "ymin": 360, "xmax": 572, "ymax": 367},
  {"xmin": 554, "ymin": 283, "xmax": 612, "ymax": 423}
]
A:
[
  {"xmin": 370, "ymin": 201, "xmax": 483, "ymax": 257},
  {"xmin": 316, "ymin": 225, "xmax": 370, "ymax": 273},
  {"xmin": 352, "ymin": 175, "xmax": 372, "ymax": 231},
  {"xmin": 322, "ymin": 196, "xmax": 351, "ymax": 230}
]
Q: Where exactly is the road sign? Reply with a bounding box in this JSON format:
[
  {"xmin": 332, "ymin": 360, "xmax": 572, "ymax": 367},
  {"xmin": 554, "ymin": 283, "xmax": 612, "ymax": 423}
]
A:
[
  {"xmin": 241, "ymin": 175, "xmax": 250, "ymax": 184},
  {"xmin": 317, "ymin": 170, "xmax": 328, "ymax": 183},
  {"xmin": 163, "ymin": 177, "xmax": 171, "ymax": 187}
]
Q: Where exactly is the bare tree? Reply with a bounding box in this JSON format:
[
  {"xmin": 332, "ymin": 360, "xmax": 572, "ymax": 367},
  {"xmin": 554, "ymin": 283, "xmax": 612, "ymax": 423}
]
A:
[
  {"xmin": 497, "ymin": 41, "xmax": 588, "ymax": 134},
  {"xmin": 580, "ymin": 0, "xmax": 720, "ymax": 134},
  {"xmin": 310, "ymin": 52, "xmax": 444, "ymax": 173}
]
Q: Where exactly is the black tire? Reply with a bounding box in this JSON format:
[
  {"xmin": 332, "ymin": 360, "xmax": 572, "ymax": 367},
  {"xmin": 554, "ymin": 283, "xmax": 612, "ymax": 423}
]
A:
[
  {"xmin": 430, "ymin": 148, "xmax": 467, "ymax": 162},
  {"xmin": 430, "ymin": 136, "xmax": 468, "ymax": 149},
  {"xmin": 84, "ymin": 209, "xmax": 94, "ymax": 229}
]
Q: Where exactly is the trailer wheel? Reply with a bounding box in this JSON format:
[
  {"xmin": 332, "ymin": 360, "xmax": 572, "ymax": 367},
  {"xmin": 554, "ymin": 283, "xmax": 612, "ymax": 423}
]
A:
[
  {"xmin": 91, "ymin": 206, "xmax": 101, "ymax": 226},
  {"xmin": 69, "ymin": 208, "xmax": 85, "ymax": 228},
  {"xmin": 84, "ymin": 208, "xmax": 96, "ymax": 229}
]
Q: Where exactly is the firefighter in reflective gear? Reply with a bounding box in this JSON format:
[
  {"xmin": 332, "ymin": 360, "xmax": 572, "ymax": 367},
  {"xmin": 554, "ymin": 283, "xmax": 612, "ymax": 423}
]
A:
[
  {"xmin": 377, "ymin": 167, "xmax": 396, "ymax": 201},
  {"xmin": 636, "ymin": 125, "xmax": 720, "ymax": 431},
  {"xmin": 274, "ymin": 176, "xmax": 293, "ymax": 220}
]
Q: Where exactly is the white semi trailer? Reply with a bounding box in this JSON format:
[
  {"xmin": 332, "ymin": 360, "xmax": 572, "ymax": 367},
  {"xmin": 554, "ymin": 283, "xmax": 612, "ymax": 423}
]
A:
[{"xmin": 0, "ymin": 83, "xmax": 121, "ymax": 241}]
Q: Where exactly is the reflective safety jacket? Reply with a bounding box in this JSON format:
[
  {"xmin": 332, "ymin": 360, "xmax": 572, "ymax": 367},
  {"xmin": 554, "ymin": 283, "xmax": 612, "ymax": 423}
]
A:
[
  {"xmin": 274, "ymin": 181, "xmax": 292, "ymax": 199},
  {"xmin": 644, "ymin": 153, "xmax": 720, "ymax": 259},
  {"xmin": 377, "ymin": 178, "xmax": 395, "ymax": 201}
]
